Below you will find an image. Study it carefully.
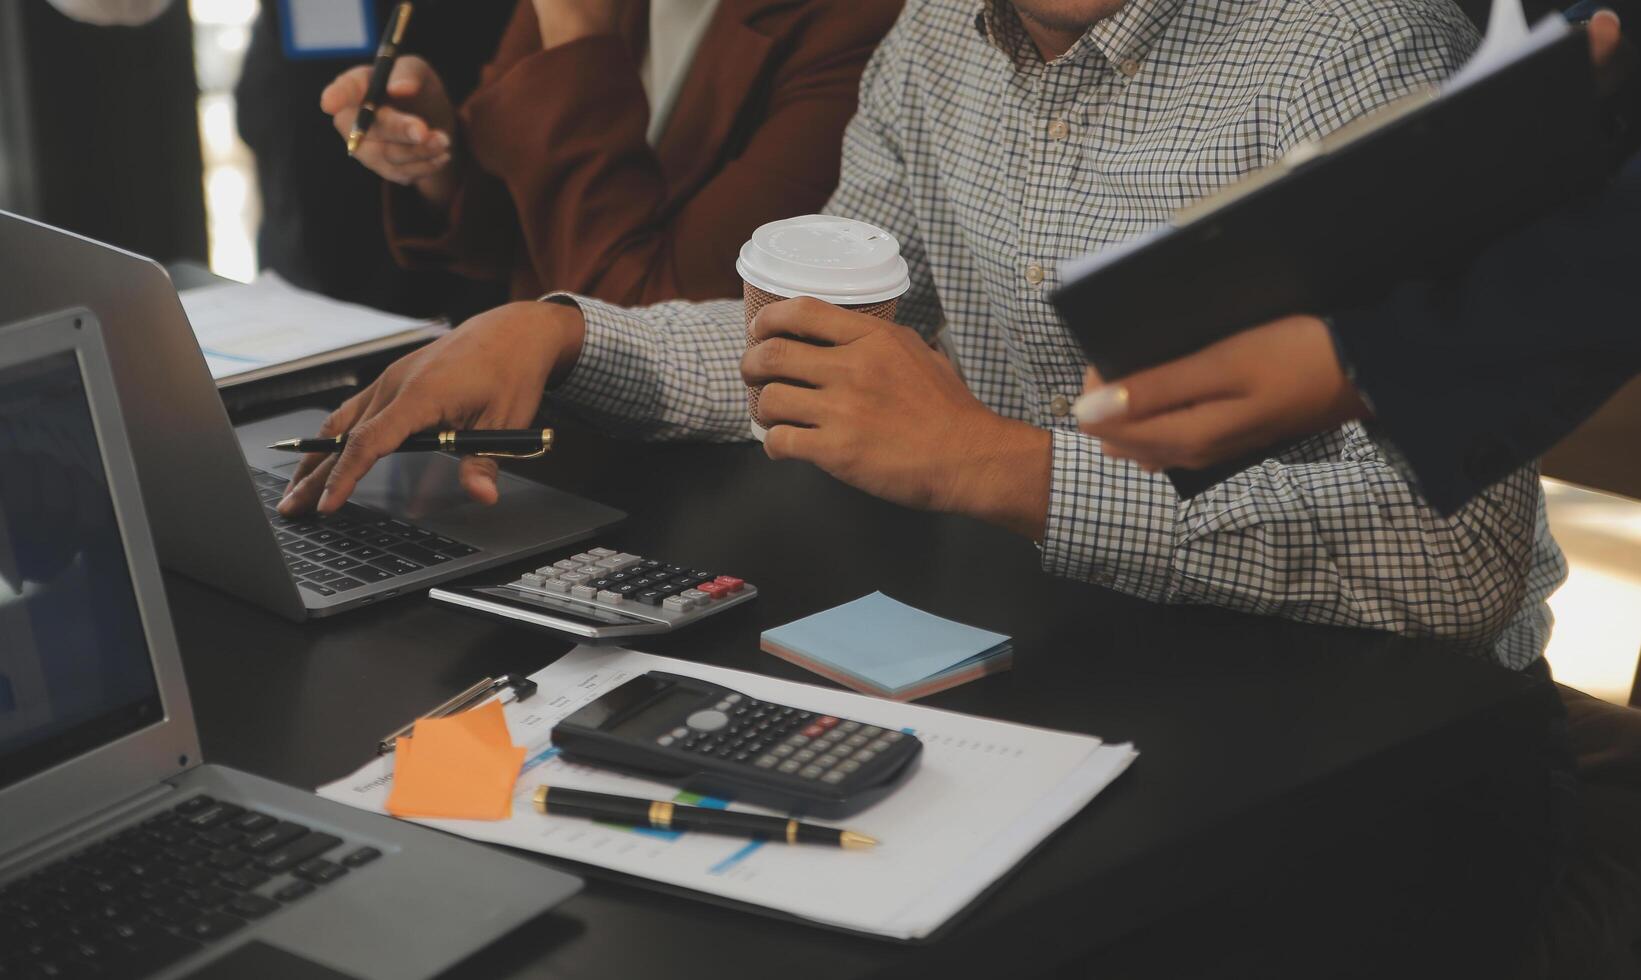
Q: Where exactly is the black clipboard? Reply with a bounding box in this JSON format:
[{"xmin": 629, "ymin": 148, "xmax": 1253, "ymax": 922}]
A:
[{"xmin": 1051, "ymin": 20, "xmax": 1606, "ymax": 498}]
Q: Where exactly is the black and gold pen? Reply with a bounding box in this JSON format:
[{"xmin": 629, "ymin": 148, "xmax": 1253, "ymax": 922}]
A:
[
  {"xmin": 268, "ymin": 428, "xmax": 554, "ymax": 460},
  {"xmin": 532, "ymin": 786, "xmax": 878, "ymax": 849},
  {"xmin": 346, "ymin": 2, "xmax": 415, "ymax": 157}
]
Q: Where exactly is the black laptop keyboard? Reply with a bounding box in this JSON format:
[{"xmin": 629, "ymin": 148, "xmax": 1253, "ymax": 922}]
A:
[
  {"xmin": 248, "ymin": 468, "xmax": 480, "ymax": 598},
  {"xmin": 0, "ymin": 795, "xmax": 383, "ymax": 980}
]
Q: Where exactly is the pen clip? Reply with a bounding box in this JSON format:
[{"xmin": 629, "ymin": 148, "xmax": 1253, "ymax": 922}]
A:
[
  {"xmin": 473, "ymin": 428, "xmax": 555, "ymax": 460},
  {"xmin": 377, "ymin": 675, "xmax": 538, "ymax": 754},
  {"xmin": 475, "ymin": 448, "xmax": 549, "ymax": 460},
  {"xmin": 378, "ymin": 677, "xmax": 492, "ymax": 755},
  {"xmin": 390, "ymin": 3, "xmax": 413, "ymax": 46}
]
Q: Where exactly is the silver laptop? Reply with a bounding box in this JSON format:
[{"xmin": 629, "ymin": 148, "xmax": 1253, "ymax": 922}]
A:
[
  {"xmin": 0, "ymin": 307, "xmax": 582, "ymax": 979},
  {"xmin": 0, "ymin": 210, "xmax": 625, "ymax": 620}
]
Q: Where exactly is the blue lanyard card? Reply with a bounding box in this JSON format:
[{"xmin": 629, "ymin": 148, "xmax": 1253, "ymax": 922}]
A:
[{"xmin": 280, "ymin": 0, "xmax": 378, "ymax": 60}]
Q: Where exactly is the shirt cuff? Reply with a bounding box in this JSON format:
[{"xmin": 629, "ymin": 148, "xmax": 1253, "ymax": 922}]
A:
[
  {"xmin": 539, "ymin": 292, "xmax": 663, "ymax": 427},
  {"xmin": 1039, "ymin": 429, "xmax": 1178, "ymax": 595}
]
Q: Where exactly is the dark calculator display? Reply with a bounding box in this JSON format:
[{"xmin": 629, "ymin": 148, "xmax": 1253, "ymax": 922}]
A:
[{"xmin": 606, "ymin": 688, "xmax": 701, "ymax": 738}]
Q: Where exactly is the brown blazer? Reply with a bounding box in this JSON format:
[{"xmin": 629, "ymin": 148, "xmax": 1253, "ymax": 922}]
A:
[{"xmin": 386, "ymin": 0, "xmax": 903, "ymax": 305}]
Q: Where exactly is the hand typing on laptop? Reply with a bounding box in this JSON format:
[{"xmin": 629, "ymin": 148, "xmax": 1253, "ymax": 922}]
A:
[
  {"xmin": 278, "ymin": 302, "xmax": 585, "ymax": 515},
  {"xmin": 280, "ymin": 292, "xmax": 1054, "ymax": 544}
]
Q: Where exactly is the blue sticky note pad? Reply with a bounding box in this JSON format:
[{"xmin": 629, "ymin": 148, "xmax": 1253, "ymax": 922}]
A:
[{"xmin": 761, "ymin": 593, "xmax": 1011, "ymax": 695}]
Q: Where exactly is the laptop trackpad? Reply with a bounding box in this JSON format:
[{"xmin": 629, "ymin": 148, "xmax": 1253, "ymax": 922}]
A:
[
  {"xmin": 344, "ymin": 453, "xmax": 477, "ymax": 523},
  {"xmin": 255, "ymin": 454, "xmax": 471, "ymax": 520},
  {"xmin": 183, "ymin": 941, "xmax": 363, "ymax": 980}
]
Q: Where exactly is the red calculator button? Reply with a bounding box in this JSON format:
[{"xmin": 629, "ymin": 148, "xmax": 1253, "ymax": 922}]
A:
[
  {"xmin": 698, "ymin": 582, "xmax": 728, "ymax": 599},
  {"xmin": 802, "ymin": 724, "xmax": 825, "ymax": 737},
  {"xmin": 714, "ymin": 576, "xmax": 744, "ymax": 593},
  {"xmin": 817, "ymin": 716, "xmax": 839, "ymax": 730}
]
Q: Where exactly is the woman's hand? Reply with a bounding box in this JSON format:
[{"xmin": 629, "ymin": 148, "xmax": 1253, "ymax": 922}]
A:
[{"xmin": 320, "ymin": 55, "xmax": 459, "ymax": 209}]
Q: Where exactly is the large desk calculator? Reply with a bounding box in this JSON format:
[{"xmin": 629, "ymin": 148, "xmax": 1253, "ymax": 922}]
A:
[
  {"xmin": 553, "ymin": 672, "xmax": 922, "ymax": 818},
  {"xmin": 430, "ymin": 547, "xmax": 757, "ymax": 642}
]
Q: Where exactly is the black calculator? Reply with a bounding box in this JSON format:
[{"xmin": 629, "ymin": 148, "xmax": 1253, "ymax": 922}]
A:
[
  {"xmin": 429, "ymin": 547, "xmax": 757, "ymax": 642},
  {"xmin": 553, "ymin": 672, "xmax": 922, "ymax": 818}
]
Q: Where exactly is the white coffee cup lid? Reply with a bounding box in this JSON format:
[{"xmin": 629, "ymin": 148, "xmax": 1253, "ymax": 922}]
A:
[{"xmin": 736, "ymin": 215, "xmax": 911, "ymax": 305}]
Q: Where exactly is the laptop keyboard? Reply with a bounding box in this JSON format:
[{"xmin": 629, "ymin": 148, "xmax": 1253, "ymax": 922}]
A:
[
  {"xmin": 0, "ymin": 795, "xmax": 383, "ymax": 979},
  {"xmin": 248, "ymin": 468, "xmax": 480, "ymax": 598}
]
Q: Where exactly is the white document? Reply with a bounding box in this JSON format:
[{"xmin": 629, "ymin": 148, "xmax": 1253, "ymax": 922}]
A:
[
  {"xmin": 318, "ymin": 647, "xmax": 1137, "ymax": 940},
  {"xmin": 1446, "ymin": 0, "xmax": 1568, "ymax": 93},
  {"xmin": 178, "ymin": 273, "xmax": 444, "ymax": 388}
]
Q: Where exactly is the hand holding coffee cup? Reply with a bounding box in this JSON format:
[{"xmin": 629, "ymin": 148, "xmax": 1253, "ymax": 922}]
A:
[{"xmin": 737, "ymin": 216, "xmax": 912, "ymax": 441}]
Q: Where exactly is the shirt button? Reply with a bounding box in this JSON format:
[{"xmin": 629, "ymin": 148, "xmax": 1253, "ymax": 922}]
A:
[
  {"xmin": 1050, "ymin": 395, "xmax": 1071, "ymax": 417},
  {"xmin": 1046, "ymin": 118, "xmax": 1069, "ymax": 140},
  {"xmin": 1024, "ymin": 262, "xmax": 1045, "ymax": 285},
  {"xmin": 1118, "ymin": 58, "xmax": 1141, "ymax": 78}
]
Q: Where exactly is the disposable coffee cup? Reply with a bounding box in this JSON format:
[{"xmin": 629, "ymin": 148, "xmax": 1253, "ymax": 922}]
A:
[{"xmin": 737, "ymin": 215, "xmax": 911, "ymax": 441}]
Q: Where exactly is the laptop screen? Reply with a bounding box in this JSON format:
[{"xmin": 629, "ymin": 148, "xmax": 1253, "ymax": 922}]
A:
[{"xmin": 0, "ymin": 350, "xmax": 162, "ymax": 791}]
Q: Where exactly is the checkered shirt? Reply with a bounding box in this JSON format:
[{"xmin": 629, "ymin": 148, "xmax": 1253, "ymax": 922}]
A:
[{"xmin": 547, "ymin": 0, "xmax": 1567, "ymax": 669}]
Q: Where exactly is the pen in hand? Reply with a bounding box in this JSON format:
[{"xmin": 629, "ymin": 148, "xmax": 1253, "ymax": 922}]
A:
[
  {"xmin": 532, "ymin": 786, "xmax": 879, "ymax": 849},
  {"xmin": 269, "ymin": 428, "xmax": 554, "ymax": 460},
  {"xmin": 347, "ymin": 2, "xmax": 416, "ymax": 156}
]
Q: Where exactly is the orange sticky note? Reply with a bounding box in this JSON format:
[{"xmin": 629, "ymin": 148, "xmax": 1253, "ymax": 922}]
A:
[
  {"xmin": 446, "ymin": 700, "xmax": 513, "ymax": 749},
  {"xmin": 385, "ymin": 702, "xmax": 526, "ymax": 821}
]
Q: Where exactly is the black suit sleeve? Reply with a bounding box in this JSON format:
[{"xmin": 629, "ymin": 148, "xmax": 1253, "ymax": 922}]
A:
[{"xmin": 1329, "ymin": 146, "xmax": 1641, "ymax": 515}]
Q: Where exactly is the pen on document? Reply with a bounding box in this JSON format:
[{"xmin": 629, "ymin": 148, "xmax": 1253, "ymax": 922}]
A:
[
  {"xmin": 378, "ymin": 674, "xmax": 538, "ymax": 754},
  {"xmin": 268, "ymin": 428, "xmax": 554, "ymax": 460},
  {"xmin": 346, "ymin": 2, "xmax": 415, "ymax": 157},
  {"xmin": 532, "ymin": 786, "xmax": 879, "ymax": 849}
]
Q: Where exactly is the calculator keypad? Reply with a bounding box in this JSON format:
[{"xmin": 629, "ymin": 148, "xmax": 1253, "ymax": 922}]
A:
[
  {"xmin": 506, "ymin": 547, "xmax": 752, "ymax": 621},
  {"xmin": 660, "ymin": 700, "xmax": 902, "ymax": 786},
  {"xmin": 671, "ymin": 701, "xmax": 803, "ymax": 761}
]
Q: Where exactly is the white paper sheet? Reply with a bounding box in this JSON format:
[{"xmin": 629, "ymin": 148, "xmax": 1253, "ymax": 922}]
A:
[
  {"xmin": 318, "ymin": 647, "xmax": 1137, "ymax": 940},
  {"xmin": 1446, "ymin": 0, "xmax": 1568, "ymax": 93},
  {"xmin": 178, "ymin": 273, "xmax": 444, "ymax": 388}
]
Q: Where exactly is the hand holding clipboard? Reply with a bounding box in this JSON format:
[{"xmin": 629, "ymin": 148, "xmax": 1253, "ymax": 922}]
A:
[{"xmin": 1052, "ymin": 0, "xmax": 1612, "ymax": 496}]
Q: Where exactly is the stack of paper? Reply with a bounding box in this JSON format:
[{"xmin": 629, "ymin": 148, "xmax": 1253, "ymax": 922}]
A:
[
  {"xmin": 385, "ymin": 701, "xmax": 525, "ymax": 821},
  {"xmin": 319, "ymin": 647, "xmax": 1137, "ymax": 940},
  {"xmin": 761, "ymin": 592, "xmax": 1013, "ymax": 701},
  {"xmin": 178, "ymin": 272, "xmax": 446, "ymax": 388},
  {"xmin": 1446, "ymin": 0, "xmax": 1560, "ymax": 93}
]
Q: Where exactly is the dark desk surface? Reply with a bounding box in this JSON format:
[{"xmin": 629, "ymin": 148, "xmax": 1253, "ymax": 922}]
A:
[{"xmin": 166, "ymin": 429, "xmax": 1552, "ymax": 979}]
